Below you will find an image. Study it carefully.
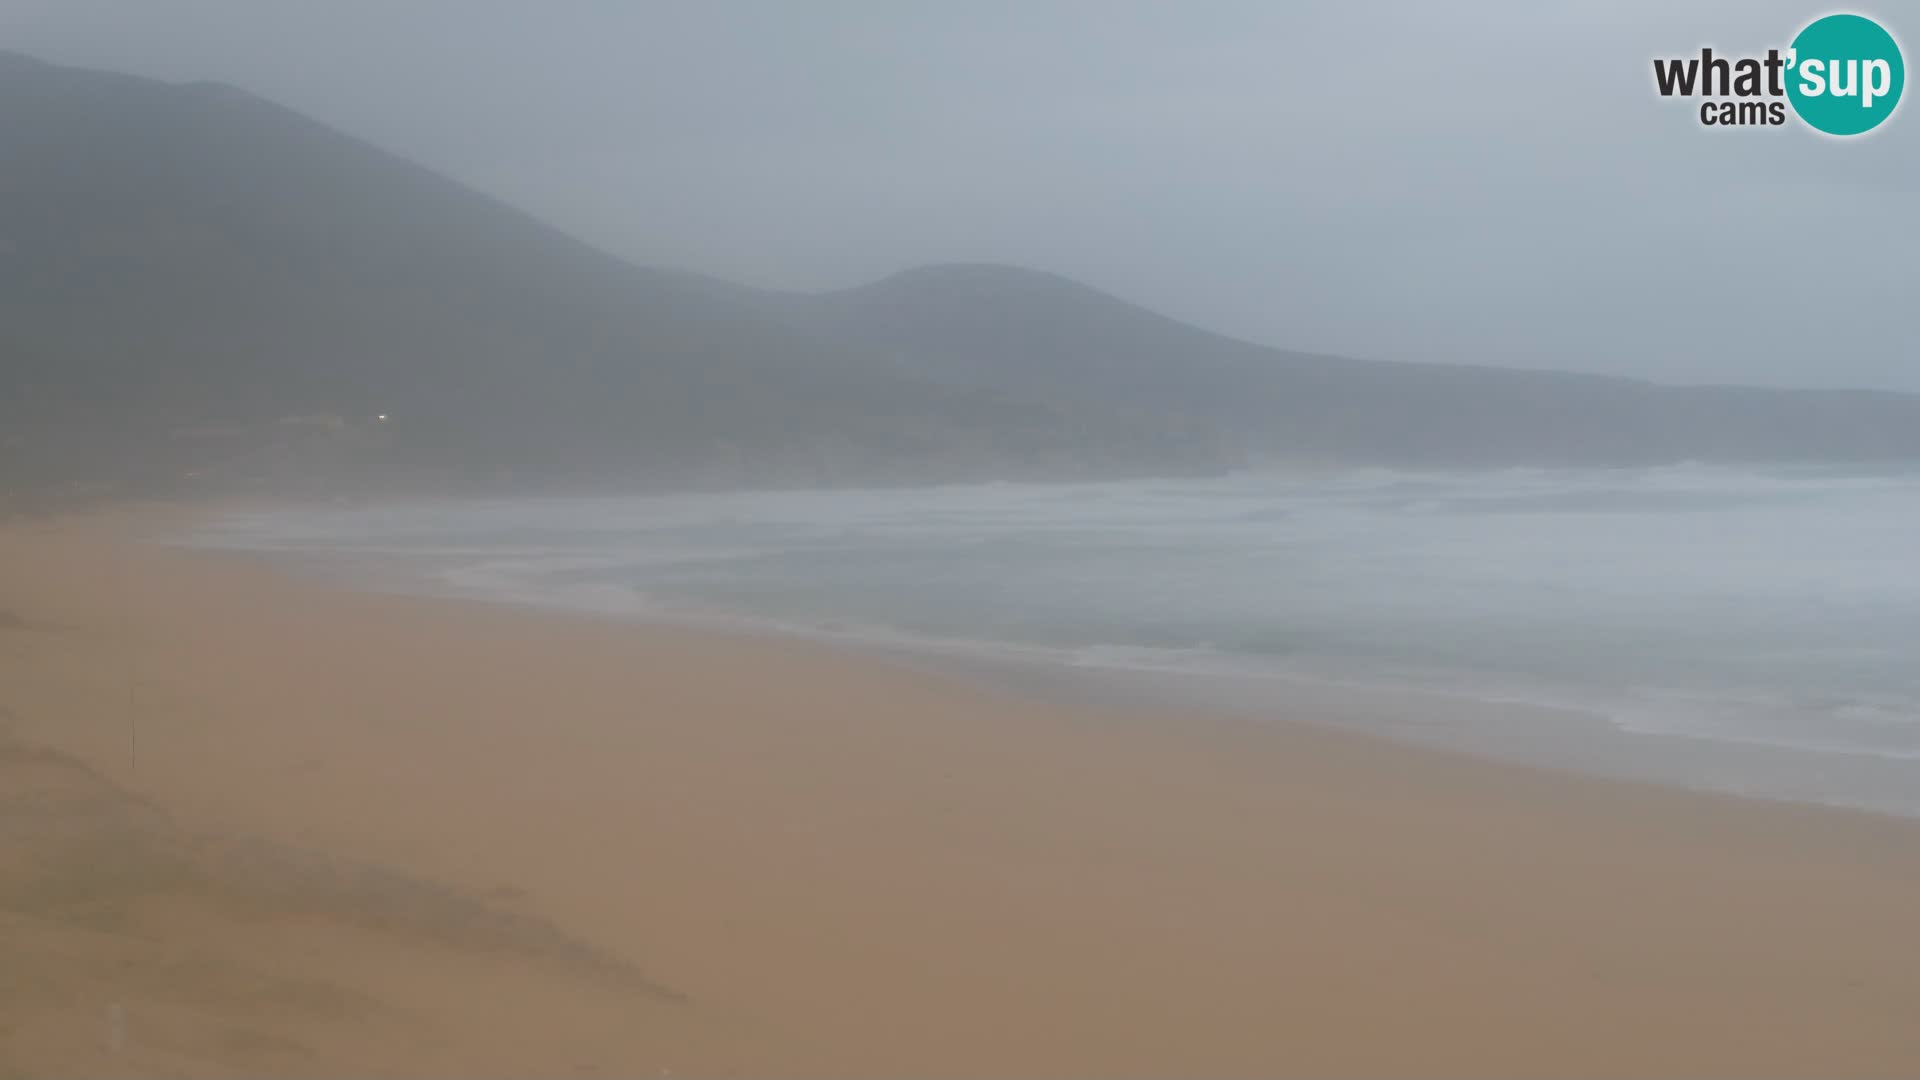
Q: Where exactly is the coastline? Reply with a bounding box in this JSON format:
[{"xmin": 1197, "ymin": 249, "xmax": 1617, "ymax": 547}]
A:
[
  {"xmin": 188, "ymin": 480, "xmax": 1920, "ymax": 820},
  {"xmin": 6, "ymin": 507, "xmax": 1920, "ymax": 1076},
  {"xmin": 183, "ymin": 499, "xmax": 1920, "ymax": 818}
]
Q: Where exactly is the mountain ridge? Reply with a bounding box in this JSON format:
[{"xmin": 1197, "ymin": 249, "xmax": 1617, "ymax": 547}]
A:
[{"xmin": 3, "ymin": 50, "xmax": 1918, "ymax": 501}]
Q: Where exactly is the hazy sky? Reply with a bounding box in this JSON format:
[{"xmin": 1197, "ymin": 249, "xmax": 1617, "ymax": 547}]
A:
[{"xmin": 5, "ymin": 1, "xmax": 1915, "ymax": 390}]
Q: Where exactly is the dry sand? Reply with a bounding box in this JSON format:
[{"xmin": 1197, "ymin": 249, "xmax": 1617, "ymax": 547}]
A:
[{"xmin": 4, "ymin": 508, "xmax": 1920, "ymax": 1077}]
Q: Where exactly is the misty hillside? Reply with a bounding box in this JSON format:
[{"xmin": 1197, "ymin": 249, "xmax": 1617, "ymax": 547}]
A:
[
  {"xmin": 0, "ymin": 51, "xmax": 1201, "ymax": 494},
  {"xmin": 809, "ymin": 264, "xmax": 1920, "ymax": 466},
  {"xmin": 3, "ymin": 51, "xmax": 1918, "ymax": 499}
]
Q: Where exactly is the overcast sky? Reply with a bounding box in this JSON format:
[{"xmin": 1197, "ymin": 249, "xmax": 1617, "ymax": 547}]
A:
[{"xmin": 4, "ymin": 1, "xmax": 1915, "ymax": 390}]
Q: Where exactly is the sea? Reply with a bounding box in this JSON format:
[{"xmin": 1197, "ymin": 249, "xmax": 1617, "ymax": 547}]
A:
[{"xmin": 192, "ymin": 463, "xmax": 1920, "ymax": 816}]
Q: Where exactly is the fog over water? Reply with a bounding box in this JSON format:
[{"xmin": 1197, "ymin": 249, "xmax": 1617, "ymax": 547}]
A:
[{"xmin": 200, "ymin": 463, "xmax": 1920, "ymax": 814}]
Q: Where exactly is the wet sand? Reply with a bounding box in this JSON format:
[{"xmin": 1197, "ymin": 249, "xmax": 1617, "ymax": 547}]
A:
[{"xmin": 4, "ymin": 508, "xmax": 1920, "ymax": 1077}]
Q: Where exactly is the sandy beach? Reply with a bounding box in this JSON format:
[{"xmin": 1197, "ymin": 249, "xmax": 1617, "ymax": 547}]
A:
[{"xmin": 4, "ymin": 508, "xmax": 1920, "ymax": 1078}]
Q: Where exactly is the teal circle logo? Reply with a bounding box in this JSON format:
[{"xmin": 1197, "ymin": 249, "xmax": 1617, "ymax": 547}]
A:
[{"xmin": 1786, "ymin": 14, "xmax": 1905, "ymax": 135}]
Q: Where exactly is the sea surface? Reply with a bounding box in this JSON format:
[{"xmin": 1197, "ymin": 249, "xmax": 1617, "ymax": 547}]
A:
[{"xmin": 194, "ymin": 464, "xmax": 1920, "ymax": 815}]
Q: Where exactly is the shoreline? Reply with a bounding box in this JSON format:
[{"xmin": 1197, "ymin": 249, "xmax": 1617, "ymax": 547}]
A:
[
  {"xmin": 6, "ymin": 507, "xmax": 1920, "ymax": 1076},
  {"xmin": 184, "ymin": 508, "xmax": 1920, "ymax": 822}
]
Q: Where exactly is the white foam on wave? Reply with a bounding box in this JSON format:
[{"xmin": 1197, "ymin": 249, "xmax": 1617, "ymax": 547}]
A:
[{"xmin": 188, "ymin": 464, "xmax": 1920, "ymax": 793}]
